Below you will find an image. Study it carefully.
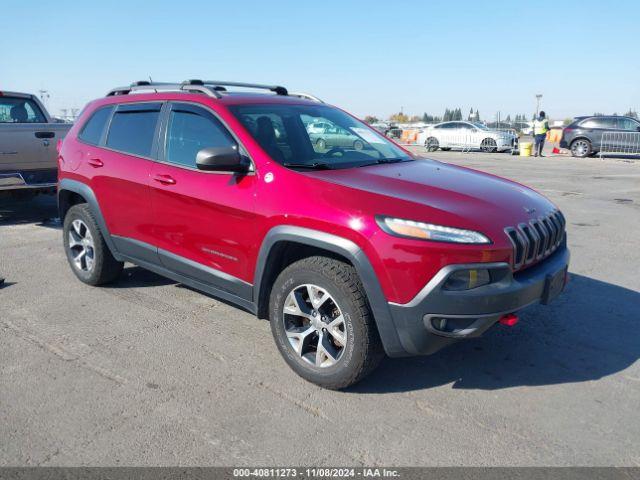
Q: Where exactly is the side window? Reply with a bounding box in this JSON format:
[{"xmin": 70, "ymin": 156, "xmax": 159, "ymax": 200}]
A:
[
  {"xmin": 165, "ymin": 105, "xmax": 236, "ymax": 168},
  {"xmin": 106, "ymin": 104, "xmax": 161, "ymax": 157},
  {"xmin": 580, "ymin": 118, "xmax": 614, "ymax": 129},
  {"xmin": 0, "ymin": 97, "xmax": 46, "ymax": 123},
  {"xmin": 78, "ymin": 106, "xmax": 113, "ymax": 145},
  {"xmin": 616, "ymin": 118, "xmax": 640, "ymax": 131}
]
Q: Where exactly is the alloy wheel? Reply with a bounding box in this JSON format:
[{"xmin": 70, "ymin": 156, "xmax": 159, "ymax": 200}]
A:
[
  {"xmin": 481, "ymin": 138, "xmax": 497, "ymax": 152},
  {"xmin": 282, "ymin": 284, "xmax": 347, "ymax": 368},
  {"xmin": 68, "ymin": 219, "xmax": 95, "ymax": 272},
  {"xmin": 572, "ymin": 140, "xmax": 589, "ymax": 157}
]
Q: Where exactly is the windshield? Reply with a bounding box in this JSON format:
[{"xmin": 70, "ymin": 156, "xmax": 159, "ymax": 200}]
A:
[
  {"xmin": 228, "ymin": 104, "xmax": 412, "ymax": 169},
  {"xmin": 471, "ymin": 122, "xmax": 489, "ymax": 130}
]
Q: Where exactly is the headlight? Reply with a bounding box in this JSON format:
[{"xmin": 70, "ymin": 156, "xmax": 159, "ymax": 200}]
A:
[
  {"xmin": 443, "ymin": 269, "xmax": 491, "ymax": 291},
  {"xmin": 377, "ymin": 217, "xmax": 491, "ymax": 244}
]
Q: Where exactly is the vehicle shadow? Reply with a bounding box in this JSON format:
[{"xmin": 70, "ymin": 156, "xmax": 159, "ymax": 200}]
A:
[
  {"xmin": 106, "ymin": 266, "xmax": 176, "ymax": 288},
  {"xmin": 350, "ymin": 274, "xmax": 640, "ymax": 393},
  {"xmin": 0, "ymin": 194, "xmax": 60, "ymax": 228}
]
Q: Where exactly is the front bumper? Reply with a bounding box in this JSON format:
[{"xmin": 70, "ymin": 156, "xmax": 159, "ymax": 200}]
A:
[
  {"xmin": 386, "ymin": 246, "xmax": 570, "ymax": 356},
  {"xmin": 0, "ymin": 169, "xmax": 57, "ymax": 191}
]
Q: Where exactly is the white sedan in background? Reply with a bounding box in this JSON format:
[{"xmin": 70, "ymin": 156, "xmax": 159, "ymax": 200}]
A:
[{"xmin": 417, "ymin": 121, "xmax": 516, "ymax": 153}]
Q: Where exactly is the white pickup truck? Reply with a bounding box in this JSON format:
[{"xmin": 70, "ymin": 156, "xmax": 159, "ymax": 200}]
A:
[{"xmin": 0, "ymin": 91, "xmax": 72, "ymax": 198}]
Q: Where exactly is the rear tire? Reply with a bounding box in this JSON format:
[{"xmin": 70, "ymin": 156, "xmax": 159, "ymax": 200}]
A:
[
  {"xmin": 316, "ymin": 138, "xmax": 326, "ymax": 150},
  {"xmin": 269, "ymin": 256, "xmax": 384, "ymax": 390},
  {"xmin": 353, "ymin": 139, "xmax": 364, "ymax": 151},
  {"xmin": 570, "ymin": 138, "xmax": 592, "ymax": 158},
  {"xmin": 63, "ymin": 204, "xmax": 123, "ymax": 286},
  {"xmin": 425, "ymin": 137, "xmax": 439, "ymax": 152}
]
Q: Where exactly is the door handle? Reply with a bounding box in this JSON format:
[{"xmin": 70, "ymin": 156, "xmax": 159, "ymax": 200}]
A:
[
  {"xmin": 35, "ymin": 131, "xmax": 55, "ymax": 139},
  {"xmin": 153, "ymin": 174, "xmax": 176, "ymax": 185},
  {"xmin": 87, "ymin": 158, "xmax": 104, "ymax": 168}
]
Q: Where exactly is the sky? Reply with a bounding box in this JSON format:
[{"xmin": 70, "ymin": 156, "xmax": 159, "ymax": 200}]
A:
[{"xmin": 2, "ymin": 0, "xmax": 639, "ymax": 122}]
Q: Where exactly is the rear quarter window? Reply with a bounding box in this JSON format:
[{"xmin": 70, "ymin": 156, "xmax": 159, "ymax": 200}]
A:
[
  {"xmin": 106, "ymin": 104, "xmax": 161, "ymax": 157},
  {"xmin": 78, "ymin": 106, "xmax": 113, "ymax": 145}
]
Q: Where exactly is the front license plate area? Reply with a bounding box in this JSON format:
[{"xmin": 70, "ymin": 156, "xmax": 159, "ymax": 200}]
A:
[{"xmin": 541, "ymin": 267, "xmax": 567, "ymax": 305}]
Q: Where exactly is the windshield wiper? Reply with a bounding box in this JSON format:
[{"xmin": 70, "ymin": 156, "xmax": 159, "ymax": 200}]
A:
[
  {"xmin": 283, "ymin": 162, "xmax": 333, "ymax": 170},
  {"xmin": 358, "ymin": 158, "xmax": 410, "ymax": 167}
]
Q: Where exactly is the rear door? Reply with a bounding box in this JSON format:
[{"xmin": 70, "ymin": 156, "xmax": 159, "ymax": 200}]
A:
[
  {"xmin": 148, "ymin": 102, "xmax": 257, "ymax": 296},
  {"xmin": 0, "ymin": 95, "xmax": 52, "ymax": 172},
  {"xmin": 85, "ymin": 102, "xmax": 161, "ymax": 260}
]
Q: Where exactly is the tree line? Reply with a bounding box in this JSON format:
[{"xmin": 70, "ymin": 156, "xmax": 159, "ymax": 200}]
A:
[{"xmin": 365, "ymin": 109, "xmax": 536, "ymax": 125}]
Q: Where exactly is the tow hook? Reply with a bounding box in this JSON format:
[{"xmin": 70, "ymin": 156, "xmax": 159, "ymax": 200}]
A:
[{"xmin": 499, "ymin": 313, "xmax": 519, "ymax": 326}]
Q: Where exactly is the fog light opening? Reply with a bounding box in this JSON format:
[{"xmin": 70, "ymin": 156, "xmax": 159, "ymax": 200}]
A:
[{"xmin": 499, "ymin": 313, "xmax": 519, "ymax": 327}]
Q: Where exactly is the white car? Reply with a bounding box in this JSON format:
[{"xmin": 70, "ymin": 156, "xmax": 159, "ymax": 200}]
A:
[{"xmin": 417, "ymin": 121, "xmax": 516, "ymax": 153}]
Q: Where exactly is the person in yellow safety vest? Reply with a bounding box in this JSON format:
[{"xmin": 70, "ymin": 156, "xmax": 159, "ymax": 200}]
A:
[{"xmin": 533, "ymin": 110, "xmax": 550, "ymax": 157}]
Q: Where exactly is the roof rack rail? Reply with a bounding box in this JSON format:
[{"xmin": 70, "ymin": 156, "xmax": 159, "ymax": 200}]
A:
[
  {"xmin": 289, "ymin": 92, "xmax": 324, "ymax": 103},
  {"xmin": 106, "ymin": 79, "xmax": 308, "ymax": 99},
  {"xmin": 200, "ymin": 80, "xmax": 288, "ymax": 96},
  {"xmin": 106, "ymin": 81, "xmax": 222, "ymax": 98}
]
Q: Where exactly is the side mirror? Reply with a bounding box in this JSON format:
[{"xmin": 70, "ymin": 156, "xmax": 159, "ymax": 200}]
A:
[
  {"xmin": 636, "ymin": 126, "xmax": 640, "ymax": 132},
  {"xmin": 196, "ymin": 146, "xmax": 248, "ymax": 173}
]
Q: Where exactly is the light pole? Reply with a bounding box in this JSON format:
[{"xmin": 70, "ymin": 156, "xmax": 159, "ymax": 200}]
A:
[
  {"xmin": 39, "ymin": 90, "xmax": 50, "ymax": 109},
  {"xmin": 535, "ymin": 94, "xmax": 543, "ymax": 117}
]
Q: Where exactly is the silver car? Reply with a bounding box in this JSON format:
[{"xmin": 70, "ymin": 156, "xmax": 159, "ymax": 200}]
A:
[
  {"xmin": 308, "ymin": 123, "xmax": 365, "ymax": 151},
  {"xmin": 417, "ymin": 121, "xmax": 516, "ymax": 153}
]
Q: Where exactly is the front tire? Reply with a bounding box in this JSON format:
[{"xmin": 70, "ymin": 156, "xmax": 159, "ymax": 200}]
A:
[
  {"xmin": 269, "ymin": 256, "xmax": 384, "ymax": 390},
  {"xmin": 63, "ymin": 204, "xmax": 123, "ymax": 286},
  {"xmin": 316, "ymin": 138, "xmax": 326, "ymax": 150},
  {"xmin": 480, "ymin": 138, "xmax": 497, "ymax": 153}
]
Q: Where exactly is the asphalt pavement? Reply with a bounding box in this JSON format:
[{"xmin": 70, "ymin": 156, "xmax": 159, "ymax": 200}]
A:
[{"xmin": 1, "ymin": 151, "xmax": 638, "ymax": 466}]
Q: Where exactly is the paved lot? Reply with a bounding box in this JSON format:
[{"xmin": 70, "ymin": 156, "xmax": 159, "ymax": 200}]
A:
[{"xmin": 1, "ymin": 152, "xmax": 639, "ymax": 466}]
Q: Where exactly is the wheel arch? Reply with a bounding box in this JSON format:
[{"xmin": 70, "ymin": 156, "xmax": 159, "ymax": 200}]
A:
[
  {"xmin": 58, "ymin": 179, "xmax": 122, "ymax": 261},
  {"xmin": 570, "ymin": 136, "xmax": 593, "ymax": 146},
  {"xmin": 253, "ymin": 226, "xmax": 405, "ymax": 357}
]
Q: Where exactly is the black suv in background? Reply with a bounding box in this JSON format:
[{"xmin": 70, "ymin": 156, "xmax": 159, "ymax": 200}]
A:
[{"xmin": 560, "ymin": 115, "xmax": 640, "ymax": 157}]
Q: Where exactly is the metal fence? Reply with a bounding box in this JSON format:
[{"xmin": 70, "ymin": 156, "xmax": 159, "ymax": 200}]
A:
[{"xmin": 599, "ymin": 131, "xmax": 640, "ymax": 157}]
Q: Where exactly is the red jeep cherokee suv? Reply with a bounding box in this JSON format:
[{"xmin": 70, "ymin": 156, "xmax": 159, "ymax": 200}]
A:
[{"xmin": 57, "ymin": 80, "xmax": 570, "ymax": 389}]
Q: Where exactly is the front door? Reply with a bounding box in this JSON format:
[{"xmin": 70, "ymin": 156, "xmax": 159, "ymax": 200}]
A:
[{"xmin": 149, "ymin": 102, "xmax": 257, "ymax": 299}]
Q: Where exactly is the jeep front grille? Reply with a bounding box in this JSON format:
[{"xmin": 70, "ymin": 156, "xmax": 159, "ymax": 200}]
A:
[{"xmin": 505, "ymin": 210, "xmax": 566, "ymax": 270}]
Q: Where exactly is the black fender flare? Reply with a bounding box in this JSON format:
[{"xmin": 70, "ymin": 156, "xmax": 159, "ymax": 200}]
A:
[
  {"xmin": 253, "ymin": 225, "xmax": 405, "ymax": 357},
  {"xmin": 57, "ymin": 178, "xmax": 123, "ymax": 261}
]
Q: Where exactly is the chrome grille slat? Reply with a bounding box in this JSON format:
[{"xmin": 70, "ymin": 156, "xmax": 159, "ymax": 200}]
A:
[
  {"xmin": 504, "ymin": 209, "xmax": 565, "ymax": 270},
  {"xmin": 518, "ymin": 223, "xmax": 537, "ymax": 264},
  {"xmin": 531, "ymin": 220, "xmax": 545, "ymax": 259},
  {"xmin": 549, "ymin": 214, "xmax": 560, "ymax": 248}
]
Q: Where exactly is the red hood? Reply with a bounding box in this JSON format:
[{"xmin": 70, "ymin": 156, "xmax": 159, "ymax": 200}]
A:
[{"xmin": 304, "ymin": 159, "xmax": 557, "ymax": 242}]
